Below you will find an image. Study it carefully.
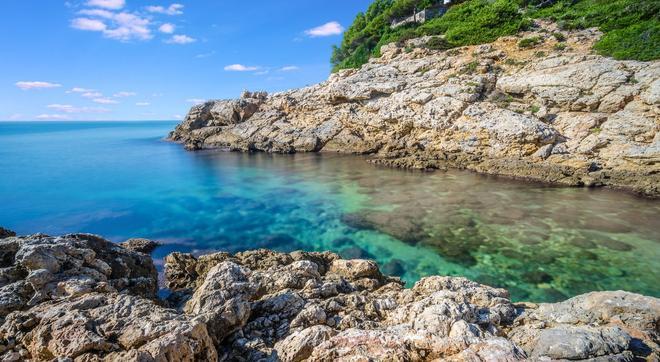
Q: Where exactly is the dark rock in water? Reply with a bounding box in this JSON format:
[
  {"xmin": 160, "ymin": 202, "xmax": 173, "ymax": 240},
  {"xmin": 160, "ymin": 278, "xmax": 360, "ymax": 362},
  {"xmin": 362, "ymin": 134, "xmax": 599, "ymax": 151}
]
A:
[
  {"xmin": 382, "ymin": 259, "xmax": 406, "ymax": 277},
  {"xmin": 330, "ymin": 237, "xmax": 354, "ymax": 248},
  {"xmin": 255, "ymin": 234, "xmax": 304, "ymax": 250},
  {"xmin": 120, "ymin": 237, "xmax": 160, "ymax": 253},
  {"xmin": 570, "ymin": 236, "xmax": 597, "ymax": 249},
  {"xmin": 0, "ymin": 227, "xmax": 15, "ymax": 239},
  {"xmin": 339, "ymin": 246, "xmax": 374, "ymax": 260},
  {"xmin": 341, "ymin": 212, "xmax": 426, "ymax": 244},
  {"xmin": 522, "ymin": 270, "xmax": 554, "ymax": 284},
  {"xmin": 599, "ymin": 237, "xmax": 634, "ymax": 252}
]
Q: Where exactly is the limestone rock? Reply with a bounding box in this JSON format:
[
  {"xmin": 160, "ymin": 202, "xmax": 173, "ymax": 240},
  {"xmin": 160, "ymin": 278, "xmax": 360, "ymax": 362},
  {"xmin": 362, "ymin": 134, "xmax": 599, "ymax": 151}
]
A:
[
  {"xmin": 119, "ymin": 237, "xmax": 160, "ymax": 253},
  {"xmin": 169, "ymin": 23, "xmax": 660, "ymax": 196}
]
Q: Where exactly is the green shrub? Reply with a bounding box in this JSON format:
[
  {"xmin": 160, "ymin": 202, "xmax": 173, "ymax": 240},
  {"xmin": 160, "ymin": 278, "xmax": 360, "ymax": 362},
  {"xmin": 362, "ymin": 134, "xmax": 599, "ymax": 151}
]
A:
[
  {"xmin": 553, "ymin": 43, "xmax": 567, "ymax": 50},
  {"xmin": 552, "ymin": 32, "xmax": 566, "ymax": 41},
  {"xmin": 594, "ymin": 20, "xmax": 660, "ymax": 61},
  {"xmin": 424, "ymin": 36, "xmax": 453, "ymax": 50},
  {"xmin": 518, "ymin": 36, "xmax": 543, "ymax": 48},
  {"xmin": 331, "ymin": 0, "xmax": 660, "ymax": 71}
]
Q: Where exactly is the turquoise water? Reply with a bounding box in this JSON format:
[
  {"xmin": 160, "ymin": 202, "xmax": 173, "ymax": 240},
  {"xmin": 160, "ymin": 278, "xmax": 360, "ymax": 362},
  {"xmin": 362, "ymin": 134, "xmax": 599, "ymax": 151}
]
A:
[{"xmin": 0, "ymin": 121, "xmax": 658, "ymax": 302}]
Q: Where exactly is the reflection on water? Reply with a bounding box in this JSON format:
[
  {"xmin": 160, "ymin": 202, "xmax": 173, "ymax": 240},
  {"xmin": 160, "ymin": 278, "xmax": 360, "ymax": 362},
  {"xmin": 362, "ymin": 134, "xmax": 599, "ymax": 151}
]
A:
[{"xmin": 0, "ymin": 121, "xmax": 658, "ymax": 302}]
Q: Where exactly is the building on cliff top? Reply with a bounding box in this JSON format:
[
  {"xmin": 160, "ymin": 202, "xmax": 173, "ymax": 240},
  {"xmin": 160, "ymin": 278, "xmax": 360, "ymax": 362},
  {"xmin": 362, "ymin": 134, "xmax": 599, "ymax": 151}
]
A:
[{"xmin": 391, "ymin": 0, "xmax": 454, "ymax": 29}]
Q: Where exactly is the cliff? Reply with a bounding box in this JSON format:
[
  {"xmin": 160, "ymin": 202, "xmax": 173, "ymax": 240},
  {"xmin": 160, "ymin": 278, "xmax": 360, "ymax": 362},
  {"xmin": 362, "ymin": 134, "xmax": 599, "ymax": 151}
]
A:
[
  {"xmin": 170, "ymin": 22, "xmax": 660, "ymax": 197},
  {"xmin": 0, "ymin": 230, "xmax": 657, "ymax": 361}
]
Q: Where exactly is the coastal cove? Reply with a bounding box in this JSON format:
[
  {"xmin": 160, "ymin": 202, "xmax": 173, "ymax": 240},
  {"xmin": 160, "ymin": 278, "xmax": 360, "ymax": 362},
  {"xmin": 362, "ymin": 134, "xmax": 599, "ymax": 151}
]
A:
[{"xmin": 1, "ymin": 121, "xmax": 658, "ymax": 303}]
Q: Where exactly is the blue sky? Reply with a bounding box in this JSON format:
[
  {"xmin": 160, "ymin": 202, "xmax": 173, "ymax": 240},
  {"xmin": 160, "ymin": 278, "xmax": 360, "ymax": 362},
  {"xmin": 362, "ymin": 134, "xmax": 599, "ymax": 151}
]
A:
[{"xmin": 0, "ymin": 0, "xmax": 371, "ymax": 121}]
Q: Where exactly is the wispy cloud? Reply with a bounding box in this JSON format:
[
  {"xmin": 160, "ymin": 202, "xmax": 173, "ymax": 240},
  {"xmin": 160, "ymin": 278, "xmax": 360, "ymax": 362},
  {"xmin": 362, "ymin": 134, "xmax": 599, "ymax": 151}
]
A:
[
  {"xmin": 136, "ymin": 102, "xmax": 151, "ymax": 106},
  {"xmin": 36, "ymin": 114, "xmax": 71, "ymax": 120},
  {"xmin": 305, "ymin": 21, "xmax": 344, "ymax": 37},
  {"xmin": 113, "ymin": 91, "xmax": 136, "ymax": 97},
  {"xmin": 146, "ymin": 4, "xmax": 184, "ymax": 16},
  {"xmin": 254, "ymin": 70, "xmax": 270, "ymax": 75},
  {"xmin": 158, "ymin": 23, "xmax": 175, "ymax": 34},
  {"xmin": 186, "ymin": 98, "xmax": 206, "ymax": 105},
  {"xmin": 81, "ymin": 91, "xmax": 103, "ymax": 98},
  {"xmin": 16, "ymin": 81, "xmax": 62, "ymax": 90},
  {"xmin": 47, "ymin": 104, "xmax": 110, "ymax": 113},
  {"xmin": 195, "ymin": 51, "xmax": 216, "ymax": 59},
  {"xmin": 92, "ymin": 97, "xmax": 119, "ymax": 104},
  {"xmin": 224, "ymin": 64, "xmax": 259, "ymax": 72},
  {"xmin": 280, "ymin": 65, "xmax": 299, "ymax": 72},
  {"xmin": 166, "ymin": 34, "xmax": 196, "ymax": 44},
  {"xmin": 71, "ymin": 18, "xmax": 107, "ymax": 31},
  {"xmin": 67, "ymin": 87, "xmax": 95, "ymax": 93},
  {"xmin": 86, "ymin": 0, "xmax": 125, "ymax": 10}
]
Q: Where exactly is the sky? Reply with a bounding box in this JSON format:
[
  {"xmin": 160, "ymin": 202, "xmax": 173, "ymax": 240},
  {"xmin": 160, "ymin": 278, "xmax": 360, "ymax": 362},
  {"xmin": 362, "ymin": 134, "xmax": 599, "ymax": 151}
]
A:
[{"xmin": 0, "ymin": 0, "xmax": 372, "ymax": 121}]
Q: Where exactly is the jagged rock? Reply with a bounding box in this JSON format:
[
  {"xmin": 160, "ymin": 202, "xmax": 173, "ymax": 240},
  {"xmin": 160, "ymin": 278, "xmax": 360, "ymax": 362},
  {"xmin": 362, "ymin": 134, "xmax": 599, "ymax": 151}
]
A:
[
  {"xmin": 0, "ymin": 293, "xmax": 217, "ymax": 361},
  {"xmin": 169, "ymin": 23, "xmax": 660, "ymax": 197},
  {"xmin": 0, "ymin": 233, "xmax": 157, "ymax": 321},
  {"xmin": 0, "ymin": 233, "xmax": 657, "ymax": 361},
  {"xmin": 119, "ymin": 238, "xmax": 160, "ymax": 253},
  {"xmin": 0, "ymin": 228, "xmax": 15, "ymax": 239}
]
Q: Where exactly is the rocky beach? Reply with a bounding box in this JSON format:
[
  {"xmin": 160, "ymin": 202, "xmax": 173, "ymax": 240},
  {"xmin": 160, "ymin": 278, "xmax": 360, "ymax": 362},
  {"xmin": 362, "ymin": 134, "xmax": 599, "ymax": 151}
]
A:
[
  {"xmin": 0, "ymin": 230, "xmax": 657, "ymax": 361},
  {"xmin": 170, "ymin": 23, "xmax": 660, "ymax": 197}
]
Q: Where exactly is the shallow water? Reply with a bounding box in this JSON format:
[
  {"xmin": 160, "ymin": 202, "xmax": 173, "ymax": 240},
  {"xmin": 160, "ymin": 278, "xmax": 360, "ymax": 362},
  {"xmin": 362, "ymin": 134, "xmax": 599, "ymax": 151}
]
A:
[{"xmin": 0, "ymin": 121, "xmax": 658, "ymax": 302}]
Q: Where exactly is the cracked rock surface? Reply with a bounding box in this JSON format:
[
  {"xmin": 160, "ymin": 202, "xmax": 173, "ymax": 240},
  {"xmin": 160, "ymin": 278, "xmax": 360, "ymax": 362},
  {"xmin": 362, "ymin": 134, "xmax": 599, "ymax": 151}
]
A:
[
  {"xmin": 170, "ymin": 22, "xmax": 659, "ymax": 197},
  {"xmin": 0, "ymin": 229, "xmax": 657, "ymax": 361}
]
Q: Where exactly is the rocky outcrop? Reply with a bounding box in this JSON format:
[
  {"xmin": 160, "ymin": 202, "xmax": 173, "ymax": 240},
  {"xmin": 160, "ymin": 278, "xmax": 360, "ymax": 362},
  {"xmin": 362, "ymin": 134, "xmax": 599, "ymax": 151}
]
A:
[
  {"xmin": 0, "ymin": 229, "xmax": 657, "ymax": 361},
  {"xmin": 170, "ymin": 22, "xmax": 660, "ymax": 197}
]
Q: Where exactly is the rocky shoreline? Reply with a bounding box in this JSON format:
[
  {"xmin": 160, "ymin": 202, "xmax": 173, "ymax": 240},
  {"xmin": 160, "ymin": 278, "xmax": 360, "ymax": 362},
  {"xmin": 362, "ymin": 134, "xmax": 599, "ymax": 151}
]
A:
[
  {"xmin": 0, "ymin": 230, "xmax": 657, "ymax": 361},
  {"xmin": 169, "ymin": 22, "xmax": 659, "ymax": 197}
]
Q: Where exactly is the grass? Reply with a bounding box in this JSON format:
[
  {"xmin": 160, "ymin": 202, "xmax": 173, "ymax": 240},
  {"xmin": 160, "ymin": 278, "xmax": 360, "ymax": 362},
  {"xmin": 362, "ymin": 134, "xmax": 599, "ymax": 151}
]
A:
[{"xmin": 331, "ymin": 0, "xmax": 660, "ymax": 71}]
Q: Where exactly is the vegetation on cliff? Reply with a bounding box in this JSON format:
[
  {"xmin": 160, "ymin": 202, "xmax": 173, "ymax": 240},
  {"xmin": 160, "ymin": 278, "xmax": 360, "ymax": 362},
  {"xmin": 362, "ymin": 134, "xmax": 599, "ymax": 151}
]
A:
[{"xmin": 331, "ymin": 0, "xmax": 660, "ymax": 71}]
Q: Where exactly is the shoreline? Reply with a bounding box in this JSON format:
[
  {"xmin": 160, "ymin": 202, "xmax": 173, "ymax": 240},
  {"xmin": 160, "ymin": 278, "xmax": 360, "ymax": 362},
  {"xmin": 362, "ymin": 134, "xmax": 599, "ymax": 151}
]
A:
[{"xmin": 0, "ymin": 230, "xmax": 657, "ymax": 360}]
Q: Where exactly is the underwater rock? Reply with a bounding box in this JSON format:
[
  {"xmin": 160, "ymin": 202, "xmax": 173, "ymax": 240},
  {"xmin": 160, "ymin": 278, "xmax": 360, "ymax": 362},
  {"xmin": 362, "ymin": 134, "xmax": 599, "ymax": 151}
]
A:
[{"xmin": 0, "ymin": 232, "xmax": 657, "ymax": 361}]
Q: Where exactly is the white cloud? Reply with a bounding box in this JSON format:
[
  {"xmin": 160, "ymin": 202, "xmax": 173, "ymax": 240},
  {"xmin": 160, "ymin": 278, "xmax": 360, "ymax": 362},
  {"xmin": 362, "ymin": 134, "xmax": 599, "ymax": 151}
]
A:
[
  {"xmin": 71, "ymin": 18, "xmax": 107, "ymax": 31},
  {"xmin": 136, "ymin": 102, "xmax": 150, "ymax": 106},
  {"xmin": 224, "ymin": 64, "xmax": 259, "ymax": 72},
  {"xmin": 72, "ymin": 11, "xmax": 152, "ymax": 42},
  {"xmin": 7, "ymin": 114, "xmax": 24, "ymax": 120},
  {"xmin": 173, "ymin": 114, "xmax": 183, "ymax": 119},
  {"xmin": 78, "ymin": 9, "xmax": 115, "ymax": 19},
  {"xmin": 36, "ymin": 114, "xmax": 71, "ymax": 120},
  {"xmin": 113, "ymin": 91, "xmax": 136, "ymax": 97},
  {"xmin": 47, "ymin": 104, "xmax": 110, "ymax": 113},
  {"xmin": 158, "ymin": 23, "xmax": 175, "ymax": 34},
  {"xmin": 305, "ymin": 21, "xmax": 344, "ymax": 37},
  {"xmin": 81, "ymin": 91, "xmax": 103, "ymax": 98},
  {"xmin": 280, "ymin": 65, "xmax": 299, "ymax": 71},
  {"xmin": 15, "ymin": 81, "xmax": 62, "ymax": 90},
  {"xmin": 186, "ymin": 98, "xmax": 206, "ymax": 105},
  {"xmin": 92, "ymin": 97, "xmax": 119, "ymax": 104},
  {"xmin": 146, "ymin": 4, "xmax": 184, "ymax": 15},
  {"xmin": 254, "ymin": 70, "xmax": 270, "ymax": 75},
  {"xmin": 86, "ymin": 0, "xmax": 125, "ymax": 10},
  {"xmin": 67, "ymin": 87, "xmax": 95, "ymax": 93},
  {"xmin": 104, "ymin": 12, "xmax": 152, "ymax": 41},
  {"xmin": 166, "ymin": 34, "xmax": 196, "ymax": 44}
]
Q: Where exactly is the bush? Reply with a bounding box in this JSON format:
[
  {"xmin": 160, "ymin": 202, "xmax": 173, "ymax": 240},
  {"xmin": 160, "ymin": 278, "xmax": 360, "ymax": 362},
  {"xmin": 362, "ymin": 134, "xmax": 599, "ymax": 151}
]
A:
[
  {"xmin": 331, "ymin": 0, "xmax": 660, "ymax": 71},
  {"xmin": 518, "ymin": 36, "xmax": 543, "ymax": 48}
]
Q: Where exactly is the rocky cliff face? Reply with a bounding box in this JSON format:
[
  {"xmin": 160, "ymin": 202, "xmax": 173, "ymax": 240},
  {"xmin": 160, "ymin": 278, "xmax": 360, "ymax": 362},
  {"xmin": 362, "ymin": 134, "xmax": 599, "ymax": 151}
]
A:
[
  {"xmin": 0, "ymin": 230, "xmax": 657, "ymax": 361},
  {"xmin": 170, "ymin": 22, "xmax": 659, "ymax": 197}
]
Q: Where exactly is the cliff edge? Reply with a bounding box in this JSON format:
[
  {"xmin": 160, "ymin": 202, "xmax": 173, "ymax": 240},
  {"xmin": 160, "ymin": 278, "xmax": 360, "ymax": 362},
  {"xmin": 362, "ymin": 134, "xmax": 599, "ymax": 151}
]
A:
[{"xmin": 170, "ymin": 22, "xmax": 660, "ymax": 197}]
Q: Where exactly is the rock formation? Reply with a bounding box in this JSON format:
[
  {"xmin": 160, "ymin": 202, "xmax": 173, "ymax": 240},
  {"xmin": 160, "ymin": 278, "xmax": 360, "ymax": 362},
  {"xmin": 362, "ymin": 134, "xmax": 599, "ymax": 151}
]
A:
[
  {"xmin": 170, "ymin": 22, "xmax": 659, "ymax": 197},
  {"xmin": 0, "ymin": 229, "xmax": 657, "ymax": 361}
]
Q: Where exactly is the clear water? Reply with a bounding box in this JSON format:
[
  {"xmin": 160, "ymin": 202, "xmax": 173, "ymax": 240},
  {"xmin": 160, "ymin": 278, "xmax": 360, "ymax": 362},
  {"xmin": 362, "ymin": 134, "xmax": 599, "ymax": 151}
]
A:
[{"xmin": 0, "ymin": 121, "xmax": 658, "ymax": 302}]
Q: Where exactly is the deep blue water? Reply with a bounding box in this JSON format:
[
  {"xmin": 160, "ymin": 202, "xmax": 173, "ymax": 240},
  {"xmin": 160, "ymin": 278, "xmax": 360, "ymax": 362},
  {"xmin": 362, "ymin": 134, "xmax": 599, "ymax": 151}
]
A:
[{"xmin": 1, "ymin": 121, "xmax": 658, "ymax": 302}]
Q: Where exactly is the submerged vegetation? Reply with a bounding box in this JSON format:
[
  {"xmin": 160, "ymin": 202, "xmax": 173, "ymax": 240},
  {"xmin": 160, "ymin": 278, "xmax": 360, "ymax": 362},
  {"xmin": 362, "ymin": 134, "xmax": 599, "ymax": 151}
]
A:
[{"xmin": 331, "ymin": 0, "xmax": 660, "ymax": 71}]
